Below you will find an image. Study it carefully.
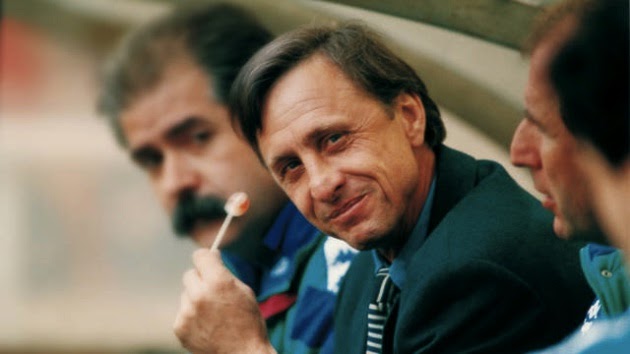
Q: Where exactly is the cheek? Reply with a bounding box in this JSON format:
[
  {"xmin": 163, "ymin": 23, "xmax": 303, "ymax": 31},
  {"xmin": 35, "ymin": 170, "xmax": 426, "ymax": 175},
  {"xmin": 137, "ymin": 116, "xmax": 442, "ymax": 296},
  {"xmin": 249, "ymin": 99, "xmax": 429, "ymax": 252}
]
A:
[
  {"xmin": 540, "ymin": 139, "xmax": 564, "ymax": 179},
  {"xmin": 200, "ymin": 160, "xmax": 235, "ymax": 189},
  {"xmin": 151, "ymin": 181, "xmax": 173, "ymax": 213},
  {"xmin": 211, "ymin": 140, "xmax": 262, "ymax": 183},
  {"xmin": 541, "ymin": 140, "xmax": 583, "ymax": 197},
  {"xmin": 379, "ymin": 152, "xmax": 418, "ymax": 197}
]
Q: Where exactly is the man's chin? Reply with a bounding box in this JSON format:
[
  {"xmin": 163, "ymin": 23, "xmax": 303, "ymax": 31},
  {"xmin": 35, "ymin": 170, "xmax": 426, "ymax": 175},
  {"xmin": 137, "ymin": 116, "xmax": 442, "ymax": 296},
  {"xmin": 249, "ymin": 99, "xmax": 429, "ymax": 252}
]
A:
[
  {"xmin": 553, "ymin": 215, "xmax": 609, "ymax": 245},
  {"xmin": 552, "ymin": 217, "xmax": 571, "ymax": 239}
]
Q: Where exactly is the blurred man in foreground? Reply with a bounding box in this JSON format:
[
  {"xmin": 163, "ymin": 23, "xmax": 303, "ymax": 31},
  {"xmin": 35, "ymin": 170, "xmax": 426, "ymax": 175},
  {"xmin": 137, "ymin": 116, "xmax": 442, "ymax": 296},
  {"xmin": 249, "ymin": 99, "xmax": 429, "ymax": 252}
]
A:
[
  {"xmin": 517, "ymin": 0, "xmax": 629, "ymax": 352},
  {"xmin": 510, "ymin": 0, "xmax": 630, "ymax": 341},
  {"xmin": 97, "ymin": 3, "xmax": 354, "ymax": 353}
]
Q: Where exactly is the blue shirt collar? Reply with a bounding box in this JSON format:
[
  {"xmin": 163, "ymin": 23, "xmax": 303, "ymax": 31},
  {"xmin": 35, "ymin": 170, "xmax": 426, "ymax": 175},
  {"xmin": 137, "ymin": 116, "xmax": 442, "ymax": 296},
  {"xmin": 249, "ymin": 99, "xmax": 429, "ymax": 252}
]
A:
[
  {"xmin": 263, "ymin": 202, "xmax": 318, "ymax": 255},
  {"xmin": 372, "ymin": 176, "xmax": 436, "ymax": 289},
  {"xmin": 222, "ymin": 202, "xmax": 319, "ymax": 296}
]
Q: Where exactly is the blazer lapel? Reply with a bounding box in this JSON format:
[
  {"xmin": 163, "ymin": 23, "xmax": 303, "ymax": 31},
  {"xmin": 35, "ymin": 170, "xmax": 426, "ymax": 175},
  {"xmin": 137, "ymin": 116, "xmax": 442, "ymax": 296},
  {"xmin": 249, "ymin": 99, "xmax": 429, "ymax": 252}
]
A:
[{"xmin": 428, "ymin": 145, "xmax": 478, "ymax": 233}]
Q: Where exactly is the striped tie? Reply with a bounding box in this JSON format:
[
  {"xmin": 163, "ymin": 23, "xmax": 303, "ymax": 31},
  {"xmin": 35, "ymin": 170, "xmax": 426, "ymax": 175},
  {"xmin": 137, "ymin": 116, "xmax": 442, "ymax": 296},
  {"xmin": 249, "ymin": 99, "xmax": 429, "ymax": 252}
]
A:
[{"xmin": 366, "ymin": 266, "xmax": 398, "ymax": 354}]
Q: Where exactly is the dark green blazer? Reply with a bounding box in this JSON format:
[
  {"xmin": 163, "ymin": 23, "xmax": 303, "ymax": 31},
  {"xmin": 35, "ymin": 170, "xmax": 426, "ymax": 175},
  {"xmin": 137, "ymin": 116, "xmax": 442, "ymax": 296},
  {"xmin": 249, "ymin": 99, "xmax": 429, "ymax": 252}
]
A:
[{"xmin": 334, "ymin": 146, "xmax": 593, "ymax": 354}]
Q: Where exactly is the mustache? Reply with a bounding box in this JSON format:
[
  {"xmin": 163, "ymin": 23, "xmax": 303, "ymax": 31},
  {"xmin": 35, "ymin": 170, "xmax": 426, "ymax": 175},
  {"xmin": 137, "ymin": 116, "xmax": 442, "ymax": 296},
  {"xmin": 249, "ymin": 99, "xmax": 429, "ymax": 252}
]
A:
[{"xmin": 171, "ymin": 193, "xmax": 226, "ymax": 237}]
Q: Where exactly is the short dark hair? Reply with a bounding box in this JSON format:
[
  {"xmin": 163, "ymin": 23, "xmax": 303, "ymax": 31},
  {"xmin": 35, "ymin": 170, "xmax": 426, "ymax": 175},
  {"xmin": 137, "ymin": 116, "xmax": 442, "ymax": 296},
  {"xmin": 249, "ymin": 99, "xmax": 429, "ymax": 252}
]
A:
[
  {"xmin": 97, "ymin": 3, "xmax": 272, "ymax": 146},
  {"xmin": 229, "ymin": 22, "xmax": 445, "ymax": 160},
  {"xmin": 550, "ymin": 0, "xmax": 629, "ymax": 167}
]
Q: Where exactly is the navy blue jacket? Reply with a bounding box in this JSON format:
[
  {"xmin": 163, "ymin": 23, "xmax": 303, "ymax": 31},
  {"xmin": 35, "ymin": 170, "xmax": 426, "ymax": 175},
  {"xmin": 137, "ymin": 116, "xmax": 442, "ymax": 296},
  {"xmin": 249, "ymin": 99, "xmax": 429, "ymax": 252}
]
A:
[{"xmin": 334, "ymin": 146, "xmax": 593, "ymax": 354}]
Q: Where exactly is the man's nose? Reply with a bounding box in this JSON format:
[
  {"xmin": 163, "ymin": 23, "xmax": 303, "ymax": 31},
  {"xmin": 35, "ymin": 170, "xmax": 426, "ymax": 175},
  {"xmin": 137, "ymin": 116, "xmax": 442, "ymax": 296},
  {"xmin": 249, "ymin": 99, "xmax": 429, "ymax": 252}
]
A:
[
  {"xmin": 510, "ymin": 119, "xmax": 542, "ymax": 169},
  {"xmin": 307, "ymin": 160, "xmax": 344, "ymax": 203},
  {"xmin": 161, "ymin": 152, "xmax": 201, "ymax": 198}
]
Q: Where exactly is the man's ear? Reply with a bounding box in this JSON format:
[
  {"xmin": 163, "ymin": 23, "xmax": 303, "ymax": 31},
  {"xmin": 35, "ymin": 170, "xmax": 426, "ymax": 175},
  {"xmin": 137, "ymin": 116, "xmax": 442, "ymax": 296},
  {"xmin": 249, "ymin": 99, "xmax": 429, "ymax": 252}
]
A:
[{"xmin": 396, "ymin": 92, "xmax": 426, "ymax": 147}]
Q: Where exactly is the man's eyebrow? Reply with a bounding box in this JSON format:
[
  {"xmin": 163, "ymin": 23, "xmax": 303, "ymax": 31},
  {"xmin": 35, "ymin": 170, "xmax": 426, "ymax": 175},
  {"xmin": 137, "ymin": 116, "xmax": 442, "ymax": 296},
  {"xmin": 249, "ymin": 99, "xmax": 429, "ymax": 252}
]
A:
[
  {"xmin": 304, "ymin": 127, "xmax": 331, "ymax": 147},
  {"xmin": 166, "ymin": 116, "xmax": 204, "ymax": 140},
  {"xmin": 266, "ymin": 123, "xmax": 344, "ymax": 172},
  {"xmin": 129, "ymin": 116, "xmax": 207, "ymax": 159},
  {"xmin": 304, "ymin": 119, "xmax": 349, "ymax": 145},
  {"xmin": 266, "ymin": 135, "xmax": 319, "ymax": 174}
]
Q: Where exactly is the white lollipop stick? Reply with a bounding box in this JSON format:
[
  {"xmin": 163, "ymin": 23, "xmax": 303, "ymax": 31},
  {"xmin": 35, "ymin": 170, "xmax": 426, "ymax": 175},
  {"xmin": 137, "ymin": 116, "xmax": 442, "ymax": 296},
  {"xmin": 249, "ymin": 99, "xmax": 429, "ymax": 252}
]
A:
[{"xmin": 210, "ymin": 192, "xmax": 250, "ymax": 250}]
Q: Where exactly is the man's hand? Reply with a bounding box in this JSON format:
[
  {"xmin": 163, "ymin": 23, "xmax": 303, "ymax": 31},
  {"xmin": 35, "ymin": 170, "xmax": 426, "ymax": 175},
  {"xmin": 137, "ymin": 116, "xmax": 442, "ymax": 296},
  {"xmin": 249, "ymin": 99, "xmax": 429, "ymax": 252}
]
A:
[{"xmin": 174, "ymin": 249, "xmax": 277, "ymax": 354}]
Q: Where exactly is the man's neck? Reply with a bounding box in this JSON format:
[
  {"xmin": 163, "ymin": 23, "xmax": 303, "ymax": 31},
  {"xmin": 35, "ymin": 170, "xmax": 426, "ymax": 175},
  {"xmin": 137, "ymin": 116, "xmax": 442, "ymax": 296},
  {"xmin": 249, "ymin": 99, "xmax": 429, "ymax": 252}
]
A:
[{"xmin": 378, "ymin": 147, "xmax": 436, "ymax": 262}]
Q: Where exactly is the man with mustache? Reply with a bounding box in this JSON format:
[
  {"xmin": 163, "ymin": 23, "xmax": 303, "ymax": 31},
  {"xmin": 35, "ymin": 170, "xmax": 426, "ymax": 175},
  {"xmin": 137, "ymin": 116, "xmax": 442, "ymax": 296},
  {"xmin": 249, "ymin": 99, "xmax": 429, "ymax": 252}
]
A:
[
  {"xmin": 511, "ymin": 0, "xmax": 630, "ymax": 338},
  {"xmin": 97, "ymin": 3, "xmax": 355, "ymax": 353},
  {"xmin": 229, "ymin": 21, "xmax": 594, "ymax": 353}
]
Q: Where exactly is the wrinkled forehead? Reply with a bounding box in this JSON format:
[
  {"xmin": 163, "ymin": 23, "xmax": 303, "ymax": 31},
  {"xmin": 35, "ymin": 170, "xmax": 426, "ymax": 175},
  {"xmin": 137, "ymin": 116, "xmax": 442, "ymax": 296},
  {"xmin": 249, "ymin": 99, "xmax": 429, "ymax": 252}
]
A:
[
  {"xmin": 260, "ymin": 54, "xmax": 374, "ymax": 124},
  {"xmin": 257, "ymin": 55, "xmax": 378, "ymax": 162}
]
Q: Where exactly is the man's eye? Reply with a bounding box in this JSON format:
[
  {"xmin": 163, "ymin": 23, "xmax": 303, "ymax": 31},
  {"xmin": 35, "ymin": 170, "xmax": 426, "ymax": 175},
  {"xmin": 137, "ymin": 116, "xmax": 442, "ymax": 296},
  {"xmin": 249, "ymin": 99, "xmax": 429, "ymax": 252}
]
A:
[
  {"xmin": 328, "ymin": 133, "xmax": 342, "ymax": 143},
  {"xmin": 323, "ymin": 132, "xmax": 347, "ymax": 150},
  {"xmin": 283, "ymin": 160, "xmax": 301, "ymax": 174},
  {"xmin": 277, "ymin": 159, "xmax": 303, "ymax": 181},
  {"xmin": 133, "ymin": 150, "xmax": 163, "ymax": 172},
  {"xmin": 192, "ymin": 130, "xmax": 211, "ymax": 145}
]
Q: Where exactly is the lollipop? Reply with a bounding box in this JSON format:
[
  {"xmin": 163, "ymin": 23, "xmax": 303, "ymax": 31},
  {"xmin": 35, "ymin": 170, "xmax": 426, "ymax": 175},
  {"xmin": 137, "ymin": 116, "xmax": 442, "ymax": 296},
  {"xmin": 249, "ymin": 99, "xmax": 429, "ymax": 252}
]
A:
[
  {"xmin": 224, "ymin": 192, "xmax": 250, "ymax": 216},
  {"xmin": 210, "ymin": 192, "xmax": 250, "ymax": 250}
]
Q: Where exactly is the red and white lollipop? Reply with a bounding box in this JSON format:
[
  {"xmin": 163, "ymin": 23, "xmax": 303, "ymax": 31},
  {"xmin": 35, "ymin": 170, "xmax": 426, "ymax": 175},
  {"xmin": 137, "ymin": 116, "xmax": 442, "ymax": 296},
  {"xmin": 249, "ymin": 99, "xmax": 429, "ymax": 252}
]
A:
[{"xmin": 210, "ymin": 192, "xmax": 250, "ymax": 250}]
